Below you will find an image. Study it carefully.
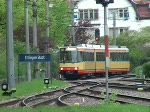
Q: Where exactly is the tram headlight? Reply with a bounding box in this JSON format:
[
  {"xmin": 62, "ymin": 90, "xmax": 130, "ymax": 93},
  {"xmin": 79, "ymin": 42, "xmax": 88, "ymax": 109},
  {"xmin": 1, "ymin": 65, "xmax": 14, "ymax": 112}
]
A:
[
  {"xmin": 61, "ymin": 68, "xmax": 63, "ymax": 70},
  {"xmin": 74, "ymin": 67, "xmax": 78, "ymax": 70}
]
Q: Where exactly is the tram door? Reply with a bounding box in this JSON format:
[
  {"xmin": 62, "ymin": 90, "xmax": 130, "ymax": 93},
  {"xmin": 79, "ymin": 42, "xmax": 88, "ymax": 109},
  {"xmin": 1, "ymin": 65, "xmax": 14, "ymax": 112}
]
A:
[{"xmin": 84, "ymin": 49, "xmax": 95, "ymax": 75}]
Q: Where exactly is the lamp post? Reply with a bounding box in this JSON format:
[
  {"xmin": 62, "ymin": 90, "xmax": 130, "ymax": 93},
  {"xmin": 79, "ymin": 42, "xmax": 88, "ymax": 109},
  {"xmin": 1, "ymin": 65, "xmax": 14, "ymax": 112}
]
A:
[
  {"xmin": 71, "ymin": 0, "xmax": 75, "ymax": 45},
  {"xmin": 25, "ymin": 0, "xmax": 31, "ymax": 82},
  {"xmin": 96, "ymin": 0, "xmax": 114, "ymax": 102},
  {"xmin": 32, "ymin": 0, "xmax": 39, "ymax": 78},
  {"xmin": 43, "ymin": 38, "xmax": 50, "ymax": 79},
  {"xmin": 45, "ymin": 0, "xmax": 50, "ymax": 38}
]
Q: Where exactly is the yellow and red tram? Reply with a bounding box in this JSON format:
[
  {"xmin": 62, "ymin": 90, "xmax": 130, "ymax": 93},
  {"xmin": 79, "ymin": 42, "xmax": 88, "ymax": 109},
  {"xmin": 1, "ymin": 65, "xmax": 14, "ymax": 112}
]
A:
[{"xmin": 59, "ymin": 44, "xmax": 130, "ymax": 79}]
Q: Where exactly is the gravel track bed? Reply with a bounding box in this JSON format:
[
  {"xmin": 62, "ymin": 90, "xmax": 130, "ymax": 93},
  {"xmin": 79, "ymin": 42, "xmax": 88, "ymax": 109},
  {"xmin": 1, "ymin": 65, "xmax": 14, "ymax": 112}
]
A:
[
  {"xmin": 91, "ymin": 86, "xmax": 150, "ymax": 106},
  {"xmin": 62, "ymin": 94, "xmax": 101, "ymax": 106},
  {"xmin": 92, "ymin": 86, "xmax": 150, "ymax": 99},
  {"xmin": 75, "ymin": 77, "xmax": 150, "ymax": 106},
  {"xmin": 2, "ymin": 101, "xmax": 22, "ymax": 108},
  {"xmin": 24, "ymin": 91, "xmax": 64, "ymax": 106},
  {"xmin": 79, "ymin": 89, "xmax": 150, "ymax": 106}
]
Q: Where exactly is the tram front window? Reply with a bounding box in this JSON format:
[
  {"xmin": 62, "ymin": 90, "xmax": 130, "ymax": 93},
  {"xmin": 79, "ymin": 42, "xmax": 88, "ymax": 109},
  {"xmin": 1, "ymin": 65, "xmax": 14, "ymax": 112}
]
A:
[{"xmin": 60, "ymin": 51, "xmax": 77, "ymax": 63}]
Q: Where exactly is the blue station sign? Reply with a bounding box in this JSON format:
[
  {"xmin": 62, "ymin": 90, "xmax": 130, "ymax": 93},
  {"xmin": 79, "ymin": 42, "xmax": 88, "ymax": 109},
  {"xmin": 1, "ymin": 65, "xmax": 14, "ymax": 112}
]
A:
[{"xmin": 19, "ymin": 54, "xmax": 51, "ymax": 62}]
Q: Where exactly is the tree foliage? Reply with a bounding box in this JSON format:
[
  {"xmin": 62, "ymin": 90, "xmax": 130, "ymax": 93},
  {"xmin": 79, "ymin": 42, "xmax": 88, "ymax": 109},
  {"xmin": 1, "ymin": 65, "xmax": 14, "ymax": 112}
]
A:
[
  {"xmin": 11, "ymin": 0, "xmax": 71, "ymax": 53},
  {"xmin": 114, "ymin": 26, "xmax": 150, "ymax": 70},
  {"xmin": 65, "ymin": 20, "xmax": 93, "ymax": 45}
]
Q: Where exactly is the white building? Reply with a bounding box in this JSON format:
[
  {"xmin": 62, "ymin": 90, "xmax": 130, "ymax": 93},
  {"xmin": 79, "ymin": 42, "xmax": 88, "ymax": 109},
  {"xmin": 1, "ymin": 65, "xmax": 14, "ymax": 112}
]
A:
[{"xmin": 73, "ymin": 0, "xmax": 150, "ymax": 37}]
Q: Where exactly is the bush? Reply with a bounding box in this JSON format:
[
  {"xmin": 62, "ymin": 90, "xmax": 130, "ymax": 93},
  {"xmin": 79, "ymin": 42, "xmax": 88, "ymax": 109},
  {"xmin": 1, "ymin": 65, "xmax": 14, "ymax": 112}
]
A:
[
  {"xmin": 132, "ymin": 66, "xmax": 143, "ymax": 78},
  {"xmin": 142, "ymin": 62, "xmax": 150, "ymax": 78}
]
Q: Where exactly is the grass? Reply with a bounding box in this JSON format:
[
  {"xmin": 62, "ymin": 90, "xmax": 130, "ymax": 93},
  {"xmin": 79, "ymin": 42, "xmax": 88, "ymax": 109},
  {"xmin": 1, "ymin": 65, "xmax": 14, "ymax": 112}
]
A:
[
  {"xmin": 0, "ymin": 78, "xmax": 68, "ymax": 101},
  {"xmin": 0, "ymin": 103, "xmax": 150, "ymax": 112}
]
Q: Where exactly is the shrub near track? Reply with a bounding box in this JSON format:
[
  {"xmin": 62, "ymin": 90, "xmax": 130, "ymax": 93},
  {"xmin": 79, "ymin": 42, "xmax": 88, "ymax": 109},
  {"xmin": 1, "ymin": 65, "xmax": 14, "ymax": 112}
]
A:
[{"xmin": 143, "ymin": 62, "xmax": 150, "ymax": 78}]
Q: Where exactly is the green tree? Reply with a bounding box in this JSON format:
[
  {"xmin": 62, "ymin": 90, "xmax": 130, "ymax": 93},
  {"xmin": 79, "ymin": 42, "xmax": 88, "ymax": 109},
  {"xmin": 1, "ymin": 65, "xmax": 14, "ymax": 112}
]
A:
[
  {"xmin": 115, "ymin": 27, "xmax": 150, "ymax": 70},
  {"xmin": 0, "ymin": 0, "xmax": 71, "ymax": 79},
  {"xmin": 13, "ymin": 0, "xmax": 71, "ymax": 50}
]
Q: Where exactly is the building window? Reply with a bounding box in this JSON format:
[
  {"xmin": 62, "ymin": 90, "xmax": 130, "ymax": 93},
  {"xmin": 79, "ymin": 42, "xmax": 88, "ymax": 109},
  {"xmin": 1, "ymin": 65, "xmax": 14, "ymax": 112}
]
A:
[
  {"xmin": 94, "ymin": 9, "xmax": 98, "ymax": 19},
  {"xmin": 84, "ymin": 10, "xmax": 88, "ymax": 20},
  {"xmin": 109, "ymin": 27, "xmax": 128, "ymax": 37},
  {"xmin": 108, "ymin": 8, "xmax": 129, "ymax": 20},
  {"xmin": 79, "ymin": 9, "xmax": 98, "ymax": 20},
  {"xmin": 120, "ymin": 28, "xmax": 124, "ymax": 33}
]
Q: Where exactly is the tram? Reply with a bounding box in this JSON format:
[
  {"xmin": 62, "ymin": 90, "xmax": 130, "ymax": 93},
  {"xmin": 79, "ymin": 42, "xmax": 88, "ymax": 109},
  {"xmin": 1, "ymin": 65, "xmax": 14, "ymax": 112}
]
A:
[{"xmin": 59, "ymin": 44, "xmax": 130, "ymax": 79}]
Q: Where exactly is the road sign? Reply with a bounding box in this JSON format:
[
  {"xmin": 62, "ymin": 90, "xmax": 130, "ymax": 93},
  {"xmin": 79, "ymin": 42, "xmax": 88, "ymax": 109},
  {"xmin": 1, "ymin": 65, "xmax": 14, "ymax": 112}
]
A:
[{"xmin": 19, "ymin": 54, "xmax": 51, "ymax": 62}]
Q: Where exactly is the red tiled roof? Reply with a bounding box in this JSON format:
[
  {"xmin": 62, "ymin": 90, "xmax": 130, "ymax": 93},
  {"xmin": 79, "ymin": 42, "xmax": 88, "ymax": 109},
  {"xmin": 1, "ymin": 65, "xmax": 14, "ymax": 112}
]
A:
[
  {"xmin": 128, "ymin": 0, "xmax": 150, "ymax": 19},
  {"xmin": 137, "ymin": 6, "xmax": 150, "ymax": 17}
]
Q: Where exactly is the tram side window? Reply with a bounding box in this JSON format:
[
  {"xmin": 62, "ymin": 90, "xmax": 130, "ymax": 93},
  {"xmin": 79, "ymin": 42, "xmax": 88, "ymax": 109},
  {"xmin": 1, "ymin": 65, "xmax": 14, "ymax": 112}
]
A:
[
  {"xmin": 123, "ymin": 53, "xmax": 129, "ymax": 61},
  {"xmin": 111, "ymin": 53, "xmax": 120, "ymax": 61},
  {"xmin": 82, "ymin": 52, "xmax": 86, "ymax": 61},
  {"xmin": 78, "ymin": 51, "xmax": 83, "ymax": 62},
  {"xmin": 89, "ymin": 52, "xmax": 94, "ymax": 61},
  {"xmin": 59, "ymin": 51, "xmax": 63, "ymax": 62},
  {"xmin": 111, "ymin": 52, "xmax": 129, "ymax": 61},
  {"xmin": 96, "ymin": 52, "xmax": 105, "ymax": 61},
  {"xmin": 82, "ymin": 52, "xmax": 94, "ymax": 61}
]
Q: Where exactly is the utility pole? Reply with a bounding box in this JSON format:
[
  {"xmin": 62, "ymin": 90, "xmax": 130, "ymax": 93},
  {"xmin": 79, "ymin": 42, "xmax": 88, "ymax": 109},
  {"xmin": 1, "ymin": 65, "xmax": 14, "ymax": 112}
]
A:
[
  {"xmin": 96, "ymin": 0, "xmax": 114, "ymax": 103},
  {"xmin": 71, "ymin": 0, "xmax": 75, "ymax": 45},
  {"xmin": 104, "ymin": 4, "xmax": 109, "ymax": 102},
  {"xmin": 113, "ymin": 11, "xmax": 116, "ymax": 46},
  {"xmin": 25, "ymin": 0, "xmax": 32, "ymax": 81},
  {"xmin": 45, "ymin": 0, "xmax": 51, "ymax": 79},
  {"xmin": 6, "ymin": 0, "xmax": 15, "ymax": 88},
  {"xmin": 32, "ymin": 0, "xmax": 39, "ymax": 78}
]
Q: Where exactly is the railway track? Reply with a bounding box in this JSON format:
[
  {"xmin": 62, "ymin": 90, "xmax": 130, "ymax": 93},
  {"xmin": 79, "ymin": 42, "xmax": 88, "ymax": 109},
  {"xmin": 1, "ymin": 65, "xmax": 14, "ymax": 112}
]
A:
[
  {"xmin": 120, "ymin": 78, "xmax": 150, "ymax": 84},
  {"xmin": 22, "ymin": 89, "xmax": 68, "ymax": 108},
  {"xmin": 89, "ymin": 83, "xmax": 150, "ymax": 106},
  {"xmin": 0, "ymin": 80, "xmax": 150, "ymax": 108},
  {"xmin": 0, "ymin": 98, "xmax": 24, "ymax": 108}
]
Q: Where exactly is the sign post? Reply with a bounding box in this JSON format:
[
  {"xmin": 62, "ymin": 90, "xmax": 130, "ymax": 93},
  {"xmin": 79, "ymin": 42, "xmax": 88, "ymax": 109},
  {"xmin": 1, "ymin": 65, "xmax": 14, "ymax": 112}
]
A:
[
  {"xmin": 18, "ymin": 54, "xmax": 51, "ymax": 83},
  {"xmin": 19, "ymin": 54, "xmax": 51, "ymax": 62}
]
